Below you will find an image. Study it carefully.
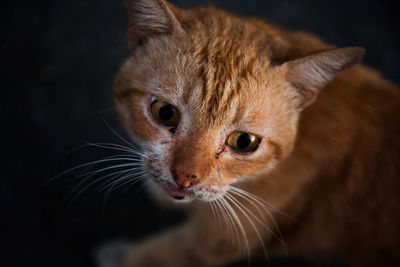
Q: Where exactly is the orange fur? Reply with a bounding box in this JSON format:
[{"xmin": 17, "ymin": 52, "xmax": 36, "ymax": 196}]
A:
[{"xmin": 99, "ymin": 0, "xmax": 400, "ymax": 266}]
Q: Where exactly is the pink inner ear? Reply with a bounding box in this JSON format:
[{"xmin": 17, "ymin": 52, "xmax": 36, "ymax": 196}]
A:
[{"xmin": 284, "ymin": 47, "xmax": 365, "ymax": 109}]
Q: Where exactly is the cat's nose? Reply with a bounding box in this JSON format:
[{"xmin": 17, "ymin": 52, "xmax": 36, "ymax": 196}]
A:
[{"xmin": 171, "ymin": 169, "xmax": 200, "ymax": 188}]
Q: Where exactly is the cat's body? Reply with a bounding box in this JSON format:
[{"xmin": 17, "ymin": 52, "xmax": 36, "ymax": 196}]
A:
[
  {"xmin": 268, "ymin": 64, "xmax": 400, "ymax": 264},
  {"xmin": 97, "ymin": 0, "xmax": 400, "ymax": 266}
]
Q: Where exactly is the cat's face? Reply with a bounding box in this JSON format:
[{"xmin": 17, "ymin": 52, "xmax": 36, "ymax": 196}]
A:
[
  {"xmin": 114, "ymin": 0, "xmax": 363, "ymax": 202},
  {"xmin": 114, "ymin": 38, "xmax": 298, "ymax": 201}
]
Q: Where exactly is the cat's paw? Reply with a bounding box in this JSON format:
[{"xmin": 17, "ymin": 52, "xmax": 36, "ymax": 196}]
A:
[{"xmin": 94, "ymin": 240, "xmax": 134, "ymax": 267}]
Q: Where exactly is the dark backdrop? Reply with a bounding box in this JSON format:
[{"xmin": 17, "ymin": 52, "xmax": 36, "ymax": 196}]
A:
[{"xmin": 2, "ymin": 0, "xmax": 399, "ymax": 266}]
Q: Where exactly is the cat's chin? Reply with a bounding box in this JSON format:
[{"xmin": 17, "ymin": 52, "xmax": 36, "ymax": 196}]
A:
[
  {"xmin": 159, "ymin": 183, "xmax": 226, "ymax": 202},
  {"xmin": 161, "ymin": 184, "xmax": 195, "ymax": 202}
]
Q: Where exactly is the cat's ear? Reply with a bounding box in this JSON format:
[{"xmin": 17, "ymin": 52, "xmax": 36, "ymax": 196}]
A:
[
  {"xmin": 281, "ymin": 47, "xmax": 365, "ymax": 109},
  {"xmin": 124, "ymin": 0, "xmax": 184, "ymax": 51}
]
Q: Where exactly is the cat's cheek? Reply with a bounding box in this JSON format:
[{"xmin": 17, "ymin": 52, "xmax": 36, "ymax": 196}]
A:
[
  {"xmin": 128, "ymin": 107, "xmax": 166, "ymax": 143},
  {"xmin": 219, "ymin": 151, "xmax": 277, "ymax": 182},
  {"xmin": 116, "ymin": 92, "xmax": 171, "ymax": 144}
]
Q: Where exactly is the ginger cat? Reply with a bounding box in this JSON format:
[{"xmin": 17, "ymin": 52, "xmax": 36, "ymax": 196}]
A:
[{"xmin": 97, "ymin": 0, "xmax": 400, "ymax": 266}]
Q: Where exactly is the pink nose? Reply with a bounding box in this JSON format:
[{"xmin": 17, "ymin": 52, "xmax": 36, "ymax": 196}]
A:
[{"xmin": 171, "ymin": 169, "xmax": 200, "ymax": 188}]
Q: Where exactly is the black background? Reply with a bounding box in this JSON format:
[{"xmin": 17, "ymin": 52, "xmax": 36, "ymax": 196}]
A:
[{"xmin": 2, "ymin": 0, "xmax": 399, "ymax": 266}]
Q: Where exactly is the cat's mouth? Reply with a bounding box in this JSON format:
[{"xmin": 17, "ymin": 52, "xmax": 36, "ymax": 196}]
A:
[{"xmin": 161, "ymin": 184, "xmax": 194, "ymax": 202}]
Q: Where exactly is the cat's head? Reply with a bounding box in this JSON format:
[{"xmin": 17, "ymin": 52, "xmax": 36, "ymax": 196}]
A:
[{"xmin": 114, "ymin": 0, "xmax": 364, "ymax": 202}]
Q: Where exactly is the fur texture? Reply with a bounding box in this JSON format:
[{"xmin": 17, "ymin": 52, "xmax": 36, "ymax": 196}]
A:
[{"xmin": 99, "ymin": 0, "xmax": 400, "ymax": 266}]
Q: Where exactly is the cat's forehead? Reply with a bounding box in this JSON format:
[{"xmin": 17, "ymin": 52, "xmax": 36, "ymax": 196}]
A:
[
  {"xmin": 191, "ymin": 47, "xmax": 270, "ymax": 122},
  {"xmin": 128, "ymin": 9, "xmax": 291, "ymax": 127},
  {"xmin": 147, "ymin": 46, "xmax": 284, "ymax": 132},
  {"xmin": 152, "ymin": 49, "xmax": 280, "ymax": 128},
  {"xmin": 182, "ymin": 11, "xmax": 289, "ymax": 123}
]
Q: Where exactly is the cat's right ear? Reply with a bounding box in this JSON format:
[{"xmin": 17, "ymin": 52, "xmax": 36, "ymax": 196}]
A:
[{"xmin": 124, "ymin": 0, "xmax": 184, "ymax": 51}]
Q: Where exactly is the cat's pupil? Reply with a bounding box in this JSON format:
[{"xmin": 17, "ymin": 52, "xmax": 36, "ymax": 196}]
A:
[
  {"xmin": 237, "ymin": 133, "xmax": 251, "ymax": 149},
  {"xmin": 159, "ymin": 104, "xmax": 174, "ymax": 121}
]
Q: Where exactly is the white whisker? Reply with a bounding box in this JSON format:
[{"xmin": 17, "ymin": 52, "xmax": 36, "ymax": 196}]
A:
[
  {"xmin": 102, "ymin": 172, "xmax": 144, "ymax": 194},
  {"xmin": 216, "ymin": 198, "xmax": 236, "ymax": 246},
  {"xmin": 84, "ymin": 142, "xmax": 144, "ymax": 157},
  {"xmin": 101, "ymin": 118, "xmax": 138, "ymax": 150},
  {"xmin": 70, "ymin": 169, "xmax": 134, "ymax": 202},
  {"xmin": 229, "ymin": 186, "xmax": 288, "ymax": 255},
  {"xmin": 76, "ymin": 162, "xmax": 142, "ymax": 179},
  {"xmin": 47, "ymin": 156, "xmax": 141, "ymax": 186},
  {"xmin": 220, "ymin": 196, "xmax": 251, "ymax": 263},
  {"xmin": 229, "ymin": 190, "xmax": 282, "ymax": 242},
  {"xmin": 71, "ymin": 168, "xmax": 132, "ymax": 197},
  {"xmin": 101, "ymin": 170, "xmax": 146, "ymax": 193},
  {"xmin": 230, "ymin": 186, "xmax": 294, "ymax": 220},
  {"xmin": 226, "ymin": 193, "xmax": 270, "ymax": 262},
  {"xmin": 121, "ymin": 173, "xmax": 148, "ymax": 194},
  {"xmin": 209, "ymin": 201, "xmax": 217, "ymax": 224},
  {"xmin": 100, "ymin": 172, "xmax": 146, "ymax": 207}
]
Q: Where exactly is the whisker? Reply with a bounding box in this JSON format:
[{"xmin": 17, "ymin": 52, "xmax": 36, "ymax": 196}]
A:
[
  {"xmin": 102, "ymin": 173, "xmax": 147, "ymax": 208},
  {"xmin": 69, "ymin": 160, "xmax": 142, "ymax": 194},
  {"xmin": 71, "ymin": 168, "xmax": 132, "ymax": 197},
  {"xmin": 100, "ymin": 170, "xmax": 146, "ymax": 193},
  {"xmin": 229, "ymin": 186, "xmax": 295, "ymax": 220},
  {"xmin": 76, "ymin": 162, "xmax": 142, "ymax": 179},
  {"xmin": 66, "ymin": 142, "xmax": 143, "ymax": 157},
  {"xmin": 220, "ymin": 196, "xmax": 251, "ymax": 263},
  {"xmin": 229, "ymin": 186, "xmax": 288, "ymax": 256},
  {"xmin": 216, "ymin": 198, "xmax": 236, "ymax": 246},
  {"xmin": 121, "ymin": 173, "xmax": 148, "ymax": 194},
  {"xmin": 103, "ymin": 174, "xmax": 144, "ymax": 199},
  {"xmin": 208, "ymin": 201, "xmax": 221, "ymax": 234},
  {"xmin": 211, "ymin": 199, "xmax": 224, "ymax": 242},
  {"xmin": 46, "ymin": 156, "xmax": 140, "ymax": 186},
  {"xmin": 69, "ymin": 169, "xmax": 134, "ymax": 202},
  {"xmin": 212, "ymin": 200, "xmax": 225, "ymax": 239},
  {"xmin": 101, "ymin": 117, "xmax": 138, "ymax": 150},
  {"xmin": 226, "ymin": 193, "xmax": 270, "ymax": 263},
  {"xmin": 209, "ymin": 201, "xmax": 217, "ymax": 224},
  {"xmin": 229, "ymin": 190, "xmax": 283, "ymax": 242},
  {"xmin": 46, "ymin": 120, "xmax": 145, "ymax": 205},
  {"xmin": 84, "ymin": 142, "xmax": 144, "ymax": 157}
]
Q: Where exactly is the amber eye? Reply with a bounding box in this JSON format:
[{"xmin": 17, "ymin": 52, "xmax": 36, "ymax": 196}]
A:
[
  {"xmin": 151, "ymin": 100, "xmax": 180, "ymax": 126},
  {"xmin": 227, "ymin": 132, "xmax": 260, "ymax": 153}
]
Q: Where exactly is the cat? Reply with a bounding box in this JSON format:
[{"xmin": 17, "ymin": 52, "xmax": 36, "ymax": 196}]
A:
[{"xmin": 96, "ymin": 0, "xmax": 400, "ymax": 266}]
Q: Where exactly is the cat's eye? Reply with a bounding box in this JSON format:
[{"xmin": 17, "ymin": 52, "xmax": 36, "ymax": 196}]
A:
[
  {"xmin": 151, "ymin": 100, "xmax": 180, "ymax": 127},
  {"xmin": 227, "ymin": 132, "xmax": 260, "ymax": 153}
]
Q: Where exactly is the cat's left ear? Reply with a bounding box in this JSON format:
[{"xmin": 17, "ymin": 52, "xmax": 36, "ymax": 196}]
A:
[
  {"xmin": 281, "ymin": 47, "xmax": 365, "ymax": 109},
  {"xmin": 124, "ymin": 0, "xmax": 184, "ymax": 51}
]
